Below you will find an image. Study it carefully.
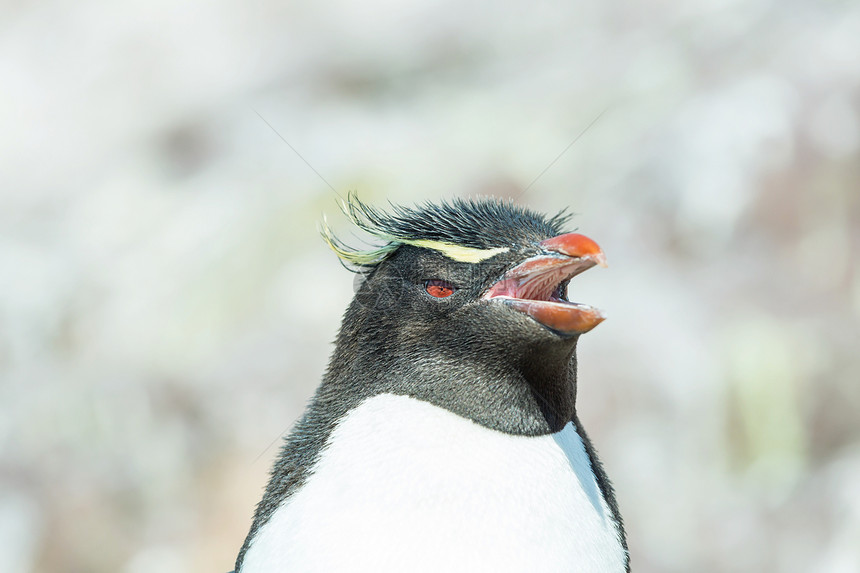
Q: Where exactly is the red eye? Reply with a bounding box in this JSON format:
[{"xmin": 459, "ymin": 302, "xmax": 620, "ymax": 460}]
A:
[{"xmin": 425, "ymin": 279, "xmax": 455, "ymax": 298}]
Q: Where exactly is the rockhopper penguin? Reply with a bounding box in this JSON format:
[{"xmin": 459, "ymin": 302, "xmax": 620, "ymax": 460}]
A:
[{"xmin": 234, "ymin": 195, "xmax": 629, "ymax": 572}]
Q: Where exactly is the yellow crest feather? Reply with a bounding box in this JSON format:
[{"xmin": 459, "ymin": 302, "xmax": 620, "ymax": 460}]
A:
[
  {"xmin": 320, "ymin": 193, "xmax": 510, "ymax": 268},
  {"xmin": 400, "ymin": 239, "xmax": 508, "ymax": 263}
]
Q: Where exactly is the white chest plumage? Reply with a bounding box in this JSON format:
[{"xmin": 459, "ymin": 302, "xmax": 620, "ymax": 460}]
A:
[{"xmin": 241, "ymin": 394, "xmax": 626, "ymax": 573}]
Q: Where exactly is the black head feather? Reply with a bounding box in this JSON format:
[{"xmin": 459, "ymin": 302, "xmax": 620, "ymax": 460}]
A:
[{"xmin": 321, "ymin": 193, "xmax": 573, "ymax": 269}]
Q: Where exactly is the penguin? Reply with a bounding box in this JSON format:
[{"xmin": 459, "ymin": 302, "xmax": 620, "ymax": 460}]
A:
[{"xmin": 233, "ymin": 195, "xmax": 629, "ymax": 572}]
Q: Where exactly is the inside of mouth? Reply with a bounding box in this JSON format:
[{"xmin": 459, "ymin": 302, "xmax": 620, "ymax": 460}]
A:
[{"xmin": 489, "ymin": 268, "xmax": 575, "ymax": 304}]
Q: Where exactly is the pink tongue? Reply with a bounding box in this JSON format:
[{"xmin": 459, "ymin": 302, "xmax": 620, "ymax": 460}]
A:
[{"xmin": 484, "ymin": 255, "xmax": 567, "ymax": 299}]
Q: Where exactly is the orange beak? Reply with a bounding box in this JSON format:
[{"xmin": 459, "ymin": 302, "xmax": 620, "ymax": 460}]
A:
[{"xmin": 483, "ymin": 233, "xmax": 607, "ymax": 336}]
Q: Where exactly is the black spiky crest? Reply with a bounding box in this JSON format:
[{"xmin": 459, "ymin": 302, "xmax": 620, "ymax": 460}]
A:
[{"xmin": 320, "ymin": 192, "xmax": 573, "ymax": 269}]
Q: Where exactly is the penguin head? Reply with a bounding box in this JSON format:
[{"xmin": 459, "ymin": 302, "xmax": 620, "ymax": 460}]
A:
[{"xmin": 321, "ymin": 194, "xmax": 607, "ymax": 433}]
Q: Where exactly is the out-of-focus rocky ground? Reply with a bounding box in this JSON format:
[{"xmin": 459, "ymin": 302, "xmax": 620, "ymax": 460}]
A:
[{"xmin": 2, "ymin": 1, "xmax": 859, "ymax": 571}]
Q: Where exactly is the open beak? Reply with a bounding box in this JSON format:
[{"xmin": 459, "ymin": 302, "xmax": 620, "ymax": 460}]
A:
[{"xmin": 482, "ymin": 233, "xmax": 607, "ymax": 336}]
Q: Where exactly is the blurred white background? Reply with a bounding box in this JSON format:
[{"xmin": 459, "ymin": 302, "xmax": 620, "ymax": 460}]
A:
[{"xmin": 2, "ymin": 0, "xmax": 859, "ymax": 571}]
